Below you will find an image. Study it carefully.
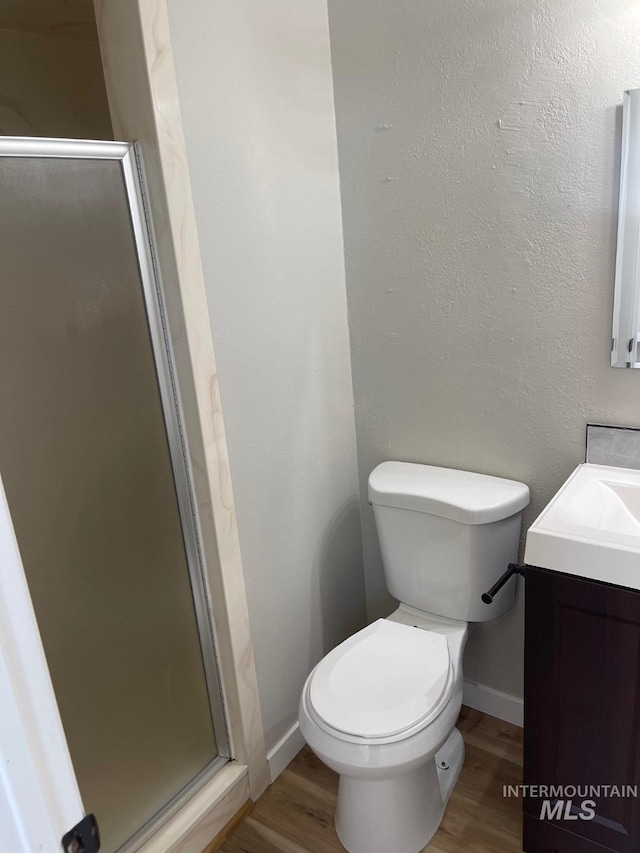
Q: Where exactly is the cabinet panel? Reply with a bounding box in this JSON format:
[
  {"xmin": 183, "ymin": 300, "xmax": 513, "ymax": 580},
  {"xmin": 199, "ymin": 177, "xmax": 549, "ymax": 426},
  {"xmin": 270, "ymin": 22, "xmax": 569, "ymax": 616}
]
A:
[
  {"xmin": 524, "ymin": 567, "xmax": 640, "ymax": 853},
  {"xmin": 523, "ymin": 814, "xmax": 621, "ymax": 853}
]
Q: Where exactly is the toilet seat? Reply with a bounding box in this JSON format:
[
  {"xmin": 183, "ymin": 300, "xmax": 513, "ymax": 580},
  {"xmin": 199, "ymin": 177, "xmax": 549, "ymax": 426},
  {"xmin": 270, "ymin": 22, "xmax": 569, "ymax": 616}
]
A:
[{"xmin": 307, "ymin": 619, "xmax": 453, "ymax": 741}]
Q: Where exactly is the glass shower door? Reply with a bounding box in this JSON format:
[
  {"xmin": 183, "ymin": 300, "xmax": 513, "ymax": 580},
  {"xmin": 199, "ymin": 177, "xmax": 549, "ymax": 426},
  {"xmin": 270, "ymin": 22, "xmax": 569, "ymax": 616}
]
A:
[{"xmin": 0, "ymin": 140, "xmax": 227, "ymax": 852}]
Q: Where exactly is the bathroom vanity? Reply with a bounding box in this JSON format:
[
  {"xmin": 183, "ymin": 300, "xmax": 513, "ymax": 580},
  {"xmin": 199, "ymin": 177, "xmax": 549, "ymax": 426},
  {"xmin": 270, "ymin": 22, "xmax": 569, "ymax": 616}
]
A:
[
  {"xmin": 523, "ymin": 464, "xmax": 640, "ymax": 853},
  {"xmin": 523, "ymin": 566, "xmax": 640, "ymax": 852}
]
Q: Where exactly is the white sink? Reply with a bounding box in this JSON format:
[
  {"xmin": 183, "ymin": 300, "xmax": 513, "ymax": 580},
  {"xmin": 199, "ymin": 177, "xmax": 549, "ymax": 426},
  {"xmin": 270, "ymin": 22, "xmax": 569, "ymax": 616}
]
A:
[{"xmin": 525, "ymin": 463, "xmax": 640, "ymax": 589}]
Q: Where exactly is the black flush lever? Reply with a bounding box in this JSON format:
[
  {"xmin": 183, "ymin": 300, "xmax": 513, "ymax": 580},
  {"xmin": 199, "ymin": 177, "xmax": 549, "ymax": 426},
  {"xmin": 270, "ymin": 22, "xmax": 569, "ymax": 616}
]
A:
[{"xmin": 481, "ymin": 563, "xmax": 526, "ymax": 604}]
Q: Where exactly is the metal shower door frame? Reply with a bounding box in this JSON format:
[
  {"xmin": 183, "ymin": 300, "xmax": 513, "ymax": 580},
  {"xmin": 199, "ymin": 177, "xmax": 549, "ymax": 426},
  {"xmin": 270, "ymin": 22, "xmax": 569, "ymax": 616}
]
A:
[{"xmin": 0, "ymin": 136, "xmax": 230, "ymax": 850}]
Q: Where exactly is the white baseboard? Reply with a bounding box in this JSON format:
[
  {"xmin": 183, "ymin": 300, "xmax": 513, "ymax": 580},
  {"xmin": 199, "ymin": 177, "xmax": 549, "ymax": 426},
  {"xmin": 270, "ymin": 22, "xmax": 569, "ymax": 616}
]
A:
[
  {"xmin": 266, "ymin": 722, "xmax": 306, "ymax": 782},
  {"xmin": 463, "ymin": 679, "xmax": 523, "ymax": 727}
]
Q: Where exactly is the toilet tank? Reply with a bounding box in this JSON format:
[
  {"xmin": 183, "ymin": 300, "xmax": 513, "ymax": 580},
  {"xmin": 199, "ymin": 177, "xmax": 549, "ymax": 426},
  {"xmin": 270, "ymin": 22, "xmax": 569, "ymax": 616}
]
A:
[{"xmin": 368, "ymin": 462, "xmax": 530, "ymax": 622}]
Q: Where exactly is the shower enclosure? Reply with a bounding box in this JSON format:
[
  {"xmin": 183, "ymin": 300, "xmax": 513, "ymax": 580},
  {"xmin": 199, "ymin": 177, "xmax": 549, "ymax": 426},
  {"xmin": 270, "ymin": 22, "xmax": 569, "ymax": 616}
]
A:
[{"xmin": 0, "ymin": 138, "xmax": 228, "ymax": 852}]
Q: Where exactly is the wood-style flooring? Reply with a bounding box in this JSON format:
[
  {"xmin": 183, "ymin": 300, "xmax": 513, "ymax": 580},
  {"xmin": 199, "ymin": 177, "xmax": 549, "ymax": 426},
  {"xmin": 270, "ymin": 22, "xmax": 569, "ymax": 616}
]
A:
[{"xmin": 222, "ymin": 706, "xmax": 523, "ymax": 853}]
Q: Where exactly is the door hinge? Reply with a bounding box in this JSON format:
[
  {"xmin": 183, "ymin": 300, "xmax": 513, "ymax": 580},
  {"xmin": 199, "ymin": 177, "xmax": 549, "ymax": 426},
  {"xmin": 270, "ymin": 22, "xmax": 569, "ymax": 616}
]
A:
[{"xmin": 61, "ymin": 814, "xmax": 100, "ymax": 853}]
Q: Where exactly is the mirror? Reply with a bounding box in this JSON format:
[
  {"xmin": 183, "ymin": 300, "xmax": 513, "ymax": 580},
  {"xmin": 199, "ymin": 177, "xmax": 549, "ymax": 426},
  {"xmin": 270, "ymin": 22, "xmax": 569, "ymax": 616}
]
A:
[{"xmin": 612, "ymin": 89, "xmax": 640, "ymax": 367}]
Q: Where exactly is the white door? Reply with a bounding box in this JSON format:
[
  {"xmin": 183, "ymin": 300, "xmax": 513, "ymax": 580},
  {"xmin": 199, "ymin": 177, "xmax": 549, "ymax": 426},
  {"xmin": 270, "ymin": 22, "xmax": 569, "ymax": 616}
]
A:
[{"xmin": 0, "ymin": 476, "xmax": 85, "ymax": 852}]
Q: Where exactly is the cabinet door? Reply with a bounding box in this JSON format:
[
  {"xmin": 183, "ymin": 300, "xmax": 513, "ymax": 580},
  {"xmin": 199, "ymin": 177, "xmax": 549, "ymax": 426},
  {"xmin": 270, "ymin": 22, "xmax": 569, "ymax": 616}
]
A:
[{"xmin": 524, "ymin": 567, "xmax": 640, "ymax": 853}]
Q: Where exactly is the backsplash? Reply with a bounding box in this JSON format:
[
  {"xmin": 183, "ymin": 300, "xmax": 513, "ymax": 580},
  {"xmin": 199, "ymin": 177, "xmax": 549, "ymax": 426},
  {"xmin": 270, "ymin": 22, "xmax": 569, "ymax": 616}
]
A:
[{"xmin": 585, "ymin": 424, "xmax": 640, "ymax": 470}]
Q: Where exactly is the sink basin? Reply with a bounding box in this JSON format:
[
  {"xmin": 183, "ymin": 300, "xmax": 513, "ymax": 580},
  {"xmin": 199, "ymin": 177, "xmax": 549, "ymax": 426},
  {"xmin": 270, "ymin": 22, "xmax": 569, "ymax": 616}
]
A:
[{"xmin": 525, "ymin": 463, "xmax": 640, "ymax": 589}]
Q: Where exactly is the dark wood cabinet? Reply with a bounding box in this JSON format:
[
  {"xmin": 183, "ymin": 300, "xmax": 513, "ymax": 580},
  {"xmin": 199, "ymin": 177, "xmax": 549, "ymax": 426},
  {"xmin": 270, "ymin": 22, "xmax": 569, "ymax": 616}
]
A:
[{"xmin": 524, "ymin": 566, "xmax": 640, "ymax": 853}]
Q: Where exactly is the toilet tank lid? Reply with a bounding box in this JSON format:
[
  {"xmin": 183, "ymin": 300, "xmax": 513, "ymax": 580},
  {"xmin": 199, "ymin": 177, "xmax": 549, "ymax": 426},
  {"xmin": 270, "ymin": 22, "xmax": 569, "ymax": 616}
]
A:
[{"xmin": 368, "ymin": 462, "xmax": 530, "ymax": 524}]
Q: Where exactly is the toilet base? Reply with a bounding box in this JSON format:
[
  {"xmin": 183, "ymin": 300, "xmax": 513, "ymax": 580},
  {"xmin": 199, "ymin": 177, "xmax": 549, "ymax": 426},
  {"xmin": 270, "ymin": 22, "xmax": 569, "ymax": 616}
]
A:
[{"xmin": 335, "ymin": 728, "xmax": 465, "ymax": 853}]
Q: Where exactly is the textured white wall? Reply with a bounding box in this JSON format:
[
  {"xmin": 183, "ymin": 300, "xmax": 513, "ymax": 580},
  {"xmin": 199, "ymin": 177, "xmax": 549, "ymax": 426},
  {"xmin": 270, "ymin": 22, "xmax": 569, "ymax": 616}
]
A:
[
  {"xmin": 166, "ymin": 0, "xmax": 366, "ymax": 750},
  {"xmin": 0, "ymin": 28, "xmax": 111, "ymax": 138},
  {"xmin": 329, "ymin": 0, "xmax": 640, "ymax": 697}
]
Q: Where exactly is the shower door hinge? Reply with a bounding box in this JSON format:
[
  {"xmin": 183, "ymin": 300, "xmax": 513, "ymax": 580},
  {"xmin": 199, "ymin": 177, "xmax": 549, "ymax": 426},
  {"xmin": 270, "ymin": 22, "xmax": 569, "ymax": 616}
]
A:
[{"xmin": 61, "ymin": 813, "xmax": 100, "ymax": 853}]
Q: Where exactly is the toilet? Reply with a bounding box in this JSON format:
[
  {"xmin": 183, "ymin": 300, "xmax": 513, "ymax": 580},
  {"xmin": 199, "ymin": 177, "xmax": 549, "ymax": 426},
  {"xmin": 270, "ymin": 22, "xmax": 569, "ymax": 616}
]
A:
[{"xmin": 298, "ymin": 461, "xmax": 529, "ymax": 853}]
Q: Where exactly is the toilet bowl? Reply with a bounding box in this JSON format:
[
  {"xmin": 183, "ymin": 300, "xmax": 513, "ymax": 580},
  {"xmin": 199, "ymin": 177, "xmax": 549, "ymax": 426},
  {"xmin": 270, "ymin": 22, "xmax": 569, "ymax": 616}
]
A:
[
  {"xmin": 299, "ymin": 461, "xmax": 529, "ymax": 853},
  {"xmin": 299, "ymin": 606, "xmax": 468, "ymax": 853}
]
